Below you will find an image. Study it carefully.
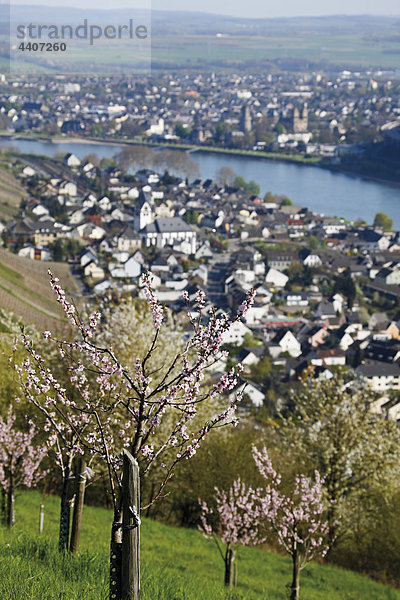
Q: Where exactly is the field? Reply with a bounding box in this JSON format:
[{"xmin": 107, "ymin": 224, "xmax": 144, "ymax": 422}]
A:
[
  {"xmin": 0, "ymin": 249, "xmax": 79, "ymax": 331},
  {"xmin": 6, "ymin": 32, "xmax": 400, "ymax": 73},
  {"xmin": 2, "ymin": 13, "xmax": 400, "ymax": 72},
  {"xmin": 0, "ymin": 491, "xmax": 399, "ymax": 600},
  {"xmin": 151, "ymin": 32, "xmax": 400, "ymax": 70}
]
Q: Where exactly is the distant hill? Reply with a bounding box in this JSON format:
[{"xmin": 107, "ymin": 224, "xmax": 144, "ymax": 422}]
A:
[
  {"xmin": 7, "ymin": 7, "xmax": 400, "ymax": 32},
  {"xmin": 3, "ymin": 8, "xmax": 400, "ymax": 70}
]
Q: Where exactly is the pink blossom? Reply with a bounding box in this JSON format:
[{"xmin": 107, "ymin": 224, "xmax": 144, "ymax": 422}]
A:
[
  {"xmin": 0, "ymin": 406, "xmax": 48, "ymax": 492},
  {"xmin": 252, "ymin": 446, "xmax": 330, "ymax": 571},
  {"xmin": 199, "ymin": 477, "xmax": 266, "ymax": 548},
  {"xmin": 13, "ymin": 272, "xmax": 256, "ymax": 513}
]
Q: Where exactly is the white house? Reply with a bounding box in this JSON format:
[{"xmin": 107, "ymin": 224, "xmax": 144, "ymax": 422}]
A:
[
  {"xmin": 268, "ymin": 330, "xmax": 301, "ymax": 358},
  {"xmin": 31, "ymin": 203, "xmax": 50, "ymax": 217},
  {"xmin": 229, "ymin": 380, "xmax": 264, "ymax": 409},
  {"xmin": 332, "ymin": 293, "xmax": 345, "ymax": 314},
  {"xmin": 275, "ymin": 330, "xmax": 302, "ymax": 357},
  {"xmin": 339, "ymin": 332, "xmax": 355, "ymax": 351},
  {"xmin": 22, "ymin": 165, "xmax": 36, "ymax": 177},
  {"xmin": 358, "ymin": 363, "xmax": 400, "ymax": 392},
  {"xmin": 58, "ymin": 181, "xmax": 77, "ymax": 197},
  {"xmin": 63, "ymin": 153, "xmax": 81, "ymax": 168},
  {"xmin": 98, "ymin": 196, "xmax": 112, "ymax": 211},
  {"xmin": 84, "ymin": 261, "xmax": 105, "ymax": 280},
  {"xmin": 221, "ymin": 321, "xmax": 252, "ymax": 346},
  {"xmin": 195, "ymin": 241, "xmax": 214, "ymax": 260},
  {"xmin": 76, "ymin": 223, "xmax": 106, "ymax": 240},
  {"xmin": 110, "ymin": 255, "xmax": 142, "ymax": 279},
  {"xmin": 265, "ymin": 268, "xmax": 289, "ymax": 289},
  {"xmin": 93, "ymin": 279, "xmax": 113, "ymax": 295},
  {"xmin": 116, "ymin": 228, "xmax": 142, "ymax": 252},
  {"xmin": 243, "ymin": 382, "xmax": 264, "ymax": 408},
  {"xmin": 80, "ymin": 248, "xmax": 97, "ymax": 268},
  {"xmin": 243, "ymin": 304, "xmax": 270, "ymax": 326},
  {"xmin": 303, "ymin": 253, "xmax": 322, "ymax": 268}
]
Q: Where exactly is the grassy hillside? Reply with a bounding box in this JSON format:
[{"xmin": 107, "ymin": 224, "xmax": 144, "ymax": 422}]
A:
[
  {"xmin": 0, "ymin": 491, "xmax": 399, "ymax": 600},
  {"xmin": 0, "ymin": 249, "xmax": 79, "ymax": 331},
  {"xmin": 0, "ymin": 163, "xmax": 27, "ymax": 222}
]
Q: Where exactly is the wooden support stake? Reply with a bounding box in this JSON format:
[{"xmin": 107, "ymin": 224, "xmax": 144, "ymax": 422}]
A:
[
  {"xmin": 121, "ymin": 449, "xmax": 140, "ymax": 600},
  {"xmin": 110, "ymin": 518, "xmax": 122, "ymax": 600},
  {"xmin": 39, "ymin": 503, "xmax": 45, "ymax": 534}
]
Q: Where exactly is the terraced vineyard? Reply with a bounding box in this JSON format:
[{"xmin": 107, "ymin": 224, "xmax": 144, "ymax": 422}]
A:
[
  {"xmin": 0, "ymin": 248, "xmax": 79, "ymax": 330},
  {"xmin": 0, "ymin": 162, "xmax": 27, "ymax": 222}
]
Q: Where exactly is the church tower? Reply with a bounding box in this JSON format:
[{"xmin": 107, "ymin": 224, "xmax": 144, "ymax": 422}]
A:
[
  {"xmin": 134, "ymin": 190, "xmax": 155, "ymax": 232},
  {"xmin": 240, "ymin": 105, "xmax": 252, "ymax": 133},
  {"xmin": 292, "ymin": 104, "xmax": 308, "ymax": 133}
]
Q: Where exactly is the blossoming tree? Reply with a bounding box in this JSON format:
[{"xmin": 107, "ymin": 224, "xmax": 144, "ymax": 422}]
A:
[
  {"xmin": 14, "ymin": 270, "xmax": 255, "ymax": 600},
  {"xmin": 199, "ymin": 477, "xmax": 264, "ymax": 587},
  {"xmin": 252, "ymin": 446, "xmax": 330, "ymax": 600},
  {"xmin": 281, "ymin": 370, "xmax": 400, "ymax": 547},
  {"xmin": 0, "ymin": 406, "xmax": 48, "ymax": 528}
]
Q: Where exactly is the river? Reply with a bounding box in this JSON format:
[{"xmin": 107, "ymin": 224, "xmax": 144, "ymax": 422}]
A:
[{"xmin": 1, "ymin": 137, "xmax": 400, "ymax": 228}]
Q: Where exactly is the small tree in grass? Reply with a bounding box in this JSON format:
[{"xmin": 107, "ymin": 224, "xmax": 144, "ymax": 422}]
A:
[
  {"xmin": 0, "ymin": 406, "xmax": 48, "ymax": 528},
  {"xmin": 199, "ymin": 477, "xmax": 264, "ymax": 587},
  {"xmin": 14, "ymin": 270, "xmax": 255, "ymax": 600},
  {"xmin": 252, "ymin": 446, "xmax": 330, "ymax": 600}
]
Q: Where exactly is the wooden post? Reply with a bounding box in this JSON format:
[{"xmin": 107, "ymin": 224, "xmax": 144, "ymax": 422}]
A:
[
  {"xmin": 110, "ymin": 509, "xmax": 122, "ymax": 600},
  {"xmin": 39, "ymin": 503, "xmax": 45, "ymax": 534},
  {"xmin": 70, "ymin": 458, "xmax": 87, "ymax": 553},
  {"xmin": 121, "ymin": 450, "xmax": 140, "ymax": 600}
]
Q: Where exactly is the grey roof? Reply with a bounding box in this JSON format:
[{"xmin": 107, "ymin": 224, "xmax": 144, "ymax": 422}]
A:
[
  {"xmin": 358, "ymin": 362, "xmax": 400, "ymax": 378},
  {"xmin": 143, "ymin": 217, "xmax": 194, "ymax": 234}
]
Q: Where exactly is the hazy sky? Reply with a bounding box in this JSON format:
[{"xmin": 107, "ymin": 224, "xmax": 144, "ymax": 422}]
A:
[{"xmin": 9, "ymin": 0, "xmax": 400, "ymax": 18}]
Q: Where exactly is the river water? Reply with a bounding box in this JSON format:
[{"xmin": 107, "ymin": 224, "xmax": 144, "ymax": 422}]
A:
[{"xmin": 2, "ymin": 138, "xmax": 400, "ymax": 228}]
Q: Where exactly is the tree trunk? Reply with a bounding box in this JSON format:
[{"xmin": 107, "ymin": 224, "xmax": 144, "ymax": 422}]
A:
[
  {"xmin": 121, "ymin": 450, "xmax": 140, "ymax": 600},
  {"xmin": 224, "ymin": 547, "xmax": 236, "ymax": 588},
  {"xmin": 59, "ymin": 460, "xmax": 73, "ymax": 551},
  {"xmin": 326, "ymin": 500, "xmax": 339, "ymax": 554},
  {"xmin": 290, "ymin": 551, "xmax": 301, "ymax": 600},
  {"xmin": 69, "ymin": 458, "xmax": 87, "ymax": 554},
  {"xmin": 1, "ymin": 487, "xmax": 6, "ymax": 524},
  {"xmin": 7, "ymin": 477, "xmax": 14, "ymax": 528}
]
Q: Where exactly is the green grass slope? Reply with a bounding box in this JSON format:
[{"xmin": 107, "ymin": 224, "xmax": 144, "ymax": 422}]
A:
[{"xmin": 0, "ymin": 491, "xmax": 399, "ymax": 600}]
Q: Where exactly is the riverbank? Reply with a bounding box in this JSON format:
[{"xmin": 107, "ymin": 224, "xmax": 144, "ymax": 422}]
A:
[
  {"xmin": 1, "ymin": 132, "xmax": 399, "ymax": 227},
  {"xmin": 2, "ymin": 132, "xmax": 400, "ymax": 188},
  {"xmin": 0, "ymin": 132, "xmax": 321, "ymax": 165}
]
